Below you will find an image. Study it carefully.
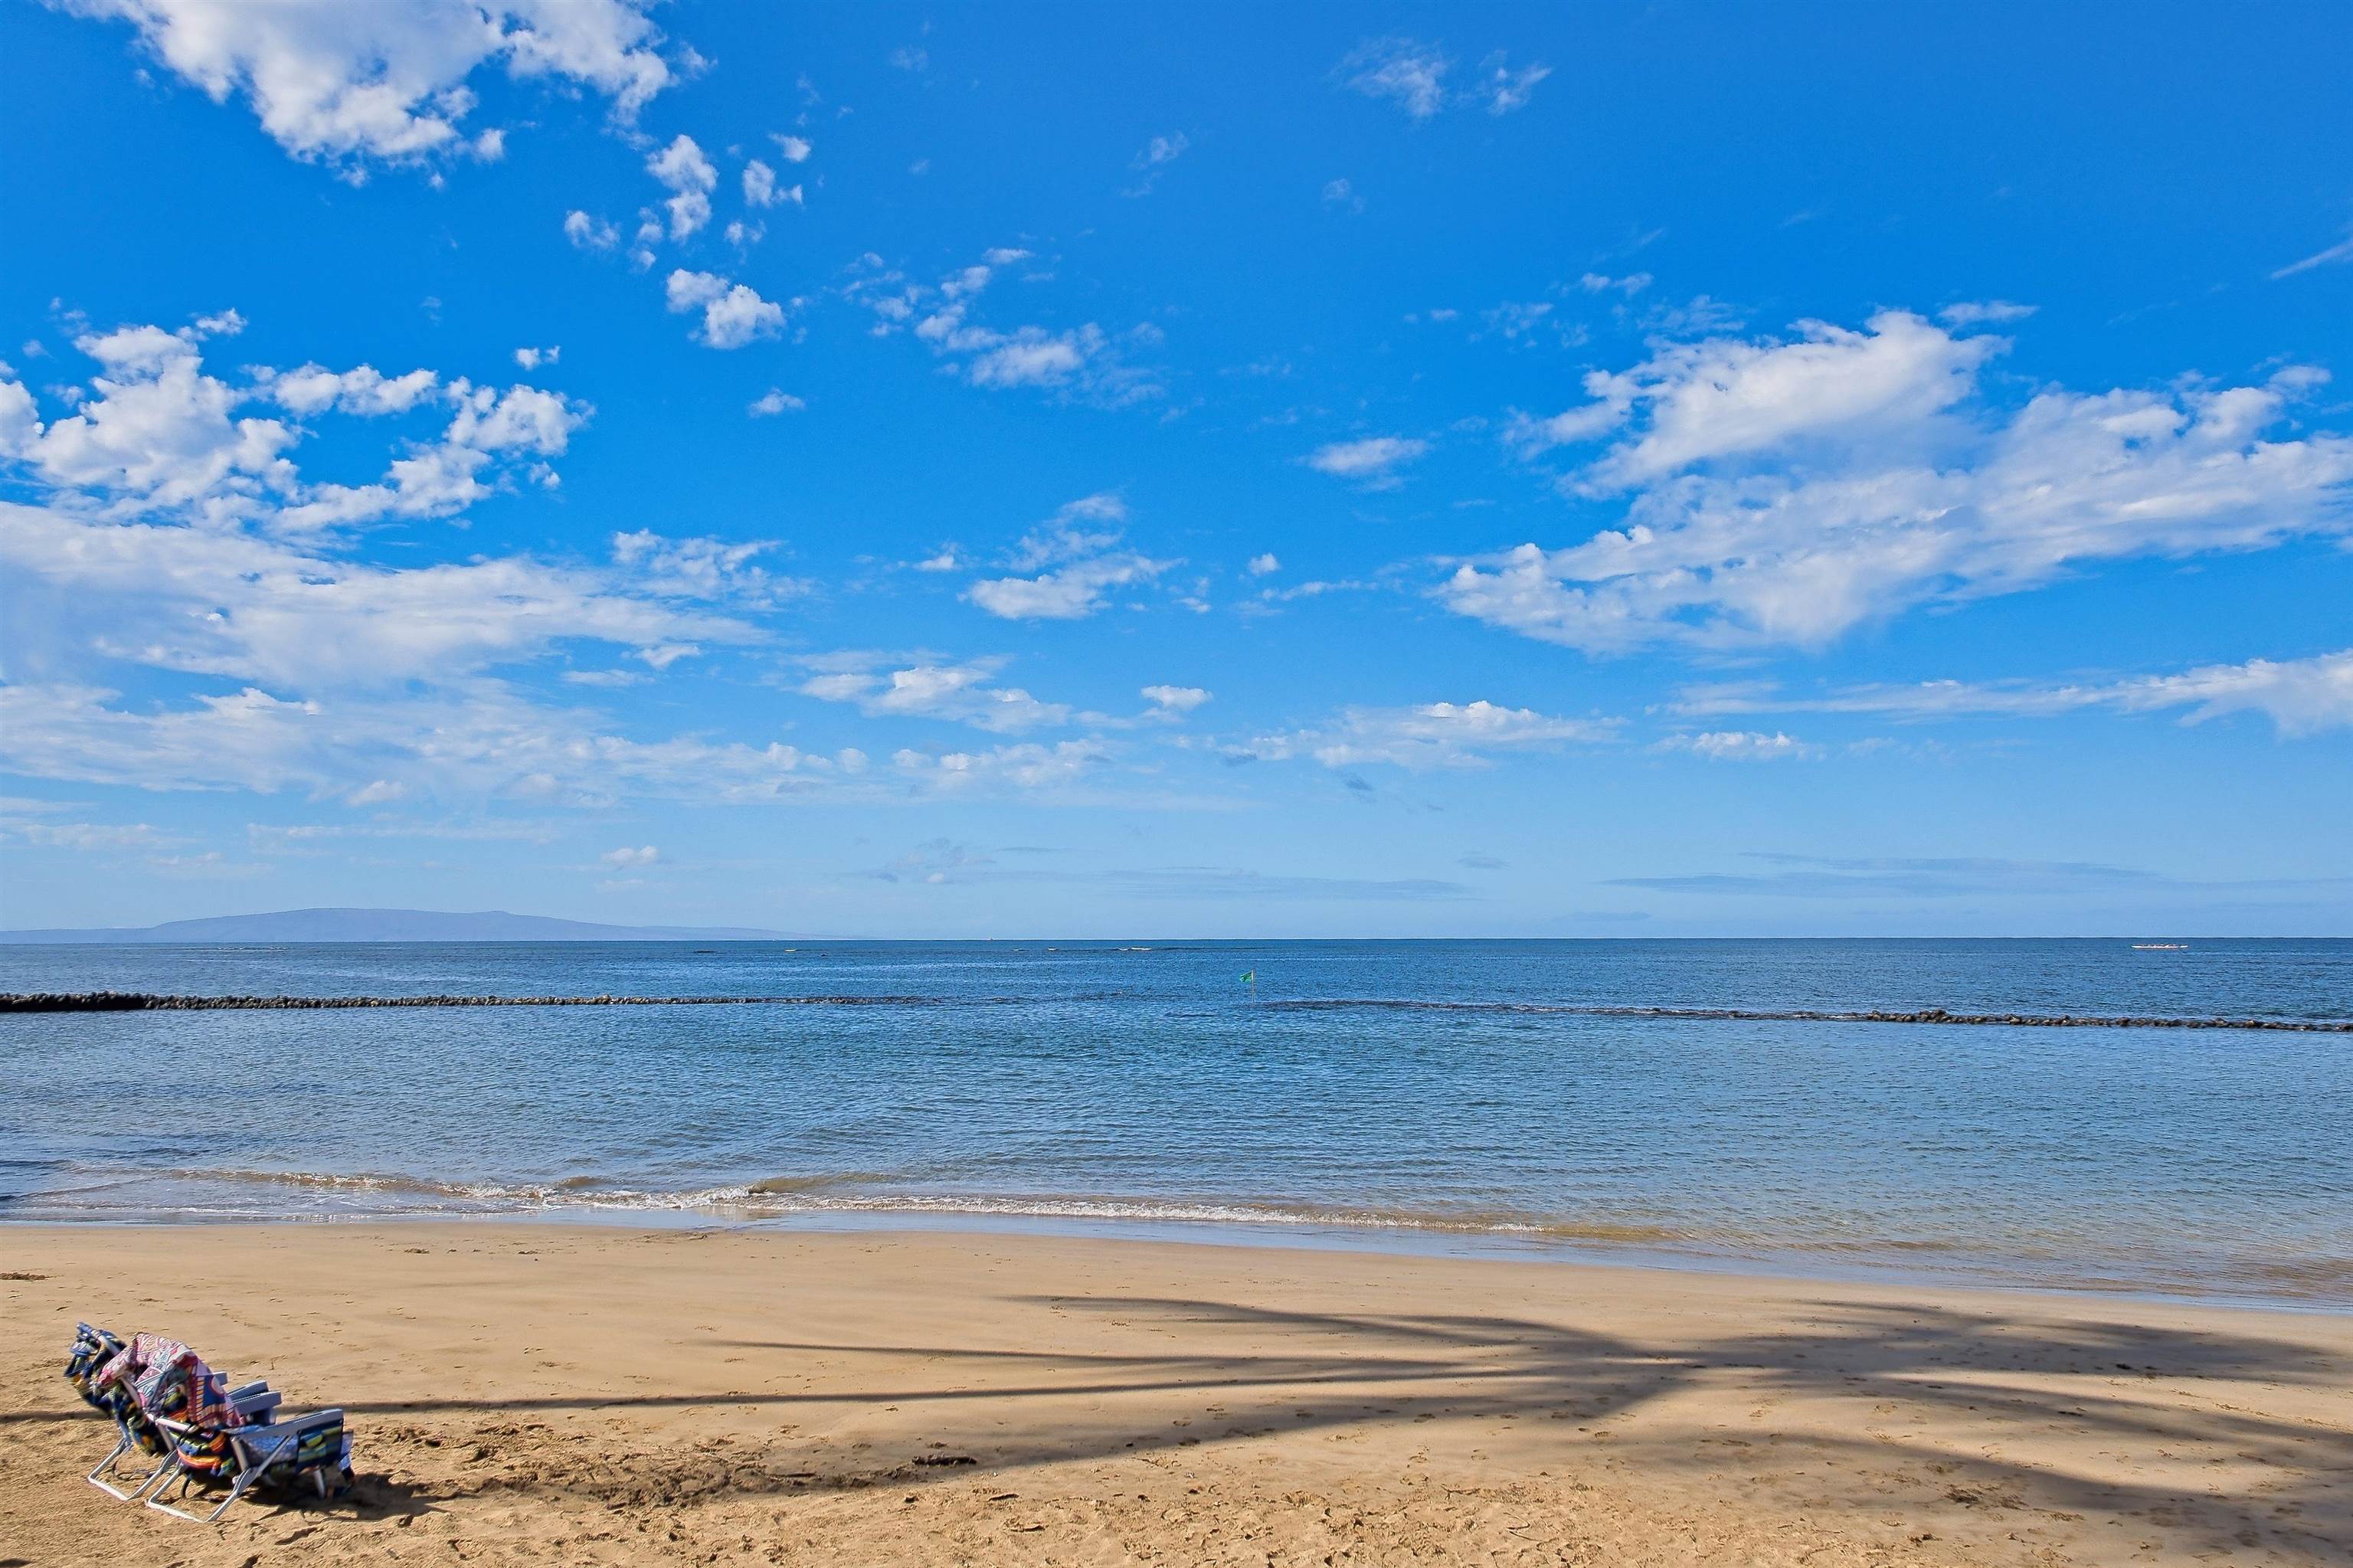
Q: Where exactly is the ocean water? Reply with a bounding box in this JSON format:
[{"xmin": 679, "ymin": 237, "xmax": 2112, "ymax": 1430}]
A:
[{"xmin": 3, "ymin": 938, "xmax": 2349, "ymax": 1306}]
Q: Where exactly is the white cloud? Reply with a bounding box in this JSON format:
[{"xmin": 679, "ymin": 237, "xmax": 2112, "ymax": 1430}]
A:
[
  {"xmin": 665, "ymin": 269, "xmax": 787, "ymax": 349},
  {"xmin": 564, "ymin": 209, "xmax": 618, "ymax": 250},
  {"xmin": 0, "ymin": 322, "xmax": 1159, "ymax": 815},
  {"xmin": 1320, "ymin": 177, "xmax": 1362, "ymax": 212},
  {"xmin": 1672, "ymin": 649, "xmax": 2353, "ymax": 738},
  {"xmin": 647, "ymin": 133, "xmax": 716, "ymax": 238},
  {"xmin": 1246, "ymin": 552, "xmax": 1281, "ymax": 575},
  {"xmin": 601, "ymin": 843, "xmax": 659, "ymax": 867},
  {"xmin": 2, "ymin": 816, "xmax": 170, "ymax": 850},
  {"xmin": 964, "ymin": 493, "xmax": 1172, "ymax": 620},
  {"xmin": 277, "ymin": 381, "xmax": 587, "ymax": 530},
  {"xmin": 1471, "ymin": 51, "xmax": 1550, "ymax": 114},
  {"xmin": 967, "ymin": 554, "xmax": 1165, "ymax": 620},
  {"xmin": 889, "ymin": 740, "xmax": 1105, "ymax": 794},
  {"xmin": 1124, "ymin": 132, "xmax": 1188, "ymax": 195},
  {"xmin": 1237, "ymin": 699, "xmax": 1618, "ymax": 771},
  {"xmin": 2, "ymin": 315, "xmax": 586, "ymax": 532},
  {"xmin": 1577, "ymin": 271, "xmax": 1652, "ymax": 297},
  {"xmin": 2271, "ymin": 229, "xmax": 2353, "ymax": 281},
  {"xmin": 1578, "ymin": 309, "xmax": 2001, "ymax": 487},
  {"xmin": 747, "ymin": 388, "xmax": 804, "ymax": 417},
  {"xmin": 512, "ymin": 345, "xmax": 558, "ymax": 369},
  {"xmin": 1445, "ymin": 311, "xmax": 2353, "ymax": 652},
  {"xmin": 845, "ymin": 254, "xmax": 1157, "ymax": 404},
  {"xmin": 1337, "ymin": 38, "xmax": 1547, "ymax": 118},
  {"xmin": 0, "ymin": 678, "xmax": 889, "ymax": 805},
  {"xmin": 0, "ymin": 504, "xmax": 761, "ymax": 689},
  {"xmin": 742, "ymin": 158, "xmax": 802, "ymax": 210},
  {"xmin": 1938, "ymin": 300, "xmax": 2037, "ymax": 326},
  {"xmin": 1306, "ymin": 435, "xmax": 1428, "ymax": 486},
  {"xmin": 771, "ymin": 133, "xmax": 812, "ymax": 163},
  {"xmin": 965, "ymin": 328, "xmax": 1095, "ymax": 386},
  {"xmin": 61, "ymin": 0, "xmax": 674, "ymax": 169},
  {"xmin": 1337, "ymin": 38, "xmax": 1451, "ymax": 118},
  {"xmin": 266, "ymin": 362, "xmax": 440, "ymax": 417},
  {"xmin": 1502, "ymin": 401, "xmax": 1625, "ymax": 457},
  {"xmin": 2118, "ymin": 650, "xmax": 2353, "ymax": 735},
  {"xmin": 797, "ymin": 655, "xmax": 1071, "ymax": 734},
  {"xmin": 1141, "ymin": 684, "xmax": 1210, "ymax": 714},
  {"xmin": 1657, "ymin": 730, "xmax": 1818, "ymax": 761},
  {"xmin": 610, "ymin": 529, "xmax": 800, "ymax": 607}
]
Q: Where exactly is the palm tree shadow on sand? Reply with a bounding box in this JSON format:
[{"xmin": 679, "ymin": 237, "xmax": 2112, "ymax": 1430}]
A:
[{"xmin": 306, "ymin": 1292, "xmax": 2353, "ymax": 1558}]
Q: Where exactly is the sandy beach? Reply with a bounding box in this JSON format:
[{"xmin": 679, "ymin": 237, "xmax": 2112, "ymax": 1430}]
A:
[{"xmin": 3, "ymin": 1223, "xmax": 2348, "ymax": 1566}]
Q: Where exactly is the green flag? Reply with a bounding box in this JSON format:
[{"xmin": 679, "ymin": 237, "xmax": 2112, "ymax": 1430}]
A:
[{"xmin": 1239, "ymin": 970, "xmax": 1255, "ymax": 984}]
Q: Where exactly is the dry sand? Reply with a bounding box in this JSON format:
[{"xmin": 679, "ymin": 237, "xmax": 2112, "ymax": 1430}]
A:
[{"xmin": 2, "ymin": 1223, "xmax": 2348, "ymax": 1566}]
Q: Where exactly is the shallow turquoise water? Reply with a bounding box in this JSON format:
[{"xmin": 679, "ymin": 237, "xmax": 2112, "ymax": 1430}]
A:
[{"xmin": 3, "ymin": 938, "xmax": 2348, "ymax": 1304}]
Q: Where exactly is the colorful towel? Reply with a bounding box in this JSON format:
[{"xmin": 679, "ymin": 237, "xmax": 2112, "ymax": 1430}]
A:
[
  {"xmin": 63, "ymin": 1322, "xmax": 126, "ymax": 1409},
  {"xmin": 97, "ymin": 1332, "xmax": 250, "ymax": 1429}
]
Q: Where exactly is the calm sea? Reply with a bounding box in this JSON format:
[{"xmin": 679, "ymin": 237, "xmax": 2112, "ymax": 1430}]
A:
[{"xmin": 3, "ymin": 938, "xmax": 2348, "ymax": 1305}]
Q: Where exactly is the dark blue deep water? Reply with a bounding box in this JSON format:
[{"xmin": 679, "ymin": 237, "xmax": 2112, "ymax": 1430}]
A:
[{"xmin": 3, "ymin": 939, "xmax": 2348, "ymax": 1304}]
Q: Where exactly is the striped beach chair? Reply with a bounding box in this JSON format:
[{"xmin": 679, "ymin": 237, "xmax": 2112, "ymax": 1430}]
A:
[
  {"xmin": 118, "ymin": 1337, "xmax": 351, "ymax": 1523},
  {"xmin": 63, "ymin": 1322, "xmax": 125, "ymax": 1411},
  {"xmin": 80, "ymin": 1331, "xmax": 278, "ymax": 1502},
  {"xmin": 144, "ymin": 1403, "xmax": 352, "ymax": 1523}
]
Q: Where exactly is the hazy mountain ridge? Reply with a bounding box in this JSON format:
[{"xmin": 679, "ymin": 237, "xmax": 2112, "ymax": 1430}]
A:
[{"xmin": 0, "ymin": 908, "xmax": 793, "ymax": 944}]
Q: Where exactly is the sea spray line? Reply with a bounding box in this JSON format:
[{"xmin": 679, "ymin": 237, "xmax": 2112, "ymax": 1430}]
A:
[
  {"xmin": 2, "ymin": 990, "xmax": 2348, "ymax": 1029},
  {"xmin": 1265, "ymin": 1000, "xmax": 2353, "ymax": 1031}
]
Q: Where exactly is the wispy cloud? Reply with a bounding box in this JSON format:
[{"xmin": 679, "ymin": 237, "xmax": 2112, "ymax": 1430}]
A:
[
  {"xmin": 1667, "ymin": 649, "xmax": 2353, "ymax": 738},
  {"xmin": 2271, "ymin": 228, "xmax": 2353, "ymax": 280},
  {"xmin": 796, "ymin": 653, "xmax": 1073, "ymax": 734},
  {"xmin": 1124, "ymin": 132, "xmax": 1190, "ymax": 196},
  {"xmin": 1226, "ymin": 700, "xmax": 1618, "ymax": 771},
  {"xmin": 1336, "ymin": 38, "xmax": 1550, "ymax": 119},
  {"xmin": 1610, "ymin": 853, "xmax": 2165, "ymax": 899},
  {"xmin": 1655, "ymin": 730, "xmax": 1818, "ymax": 761},
  {"xmin": 964, "ymin": 494, "xmax": 1173, "ymax": 620},
  {"xmin": 1611, "ymin": 852, "xmax": 2353, "ymax": 902},
  {"xmin": 845, "ymin": 251, "xmax": 1159, "ymax": 404},
  {"xmin": 1305, "ymin": 435, "xmax": 1428, "ymax": 489}
]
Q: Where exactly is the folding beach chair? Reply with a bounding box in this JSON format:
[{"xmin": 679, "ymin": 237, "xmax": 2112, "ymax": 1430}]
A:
[
  {"xmin": 143, "ymin": 1404, "xmax": 352, "ymax": 1523},
  {"xmin": 80, "ymin": 1332, "xmax": 277, "ymax": 1502},
  {"xmin": 63, "ymin": 1322, "xmax": 125, "ymax": 1411},
  {"xmin": 86, "ymin": 1331, "xmax": 347, "ymax": 1523}
]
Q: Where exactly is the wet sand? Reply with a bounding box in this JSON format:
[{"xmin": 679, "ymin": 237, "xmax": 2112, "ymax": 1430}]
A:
[{"xmin": 3, "ymin": 1223, "xmax": 2348, "ymax": 1565}]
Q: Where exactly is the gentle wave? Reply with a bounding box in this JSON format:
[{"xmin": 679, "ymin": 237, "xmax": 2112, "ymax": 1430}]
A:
[
  {"xmin": 70, "ymin": 1164, "xmax": 1687, "ymax": 1242},
  {"xmin": 18, "ymin": 1164, "xmax": 2351, "ymax": 1299}
]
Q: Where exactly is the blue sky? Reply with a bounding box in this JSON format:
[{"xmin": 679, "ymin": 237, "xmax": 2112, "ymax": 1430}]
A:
[{"xmin": 2, "ymin": 0, "xmax": 2349, "ymax": 937}]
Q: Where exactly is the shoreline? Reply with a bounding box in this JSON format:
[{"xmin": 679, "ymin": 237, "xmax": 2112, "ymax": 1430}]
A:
[
  {"xmin": 11, "ymin": 1206, "xmax": 2353, "ymax": 1318},
  {"xmin": 5, "ymin": 1221, "xmax": 2347, "ymax": 1565}
]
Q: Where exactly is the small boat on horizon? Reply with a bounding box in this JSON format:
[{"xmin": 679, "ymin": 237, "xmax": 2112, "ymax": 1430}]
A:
[{"xmin": 2131, "ymin": 943, "xmax": 2191, "ymax": 951}]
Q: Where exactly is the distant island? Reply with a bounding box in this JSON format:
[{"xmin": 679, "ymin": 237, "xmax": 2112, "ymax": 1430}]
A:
[{"xmin": 0, "ymin": 908, "xmax": 795, "ymax": 944}]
